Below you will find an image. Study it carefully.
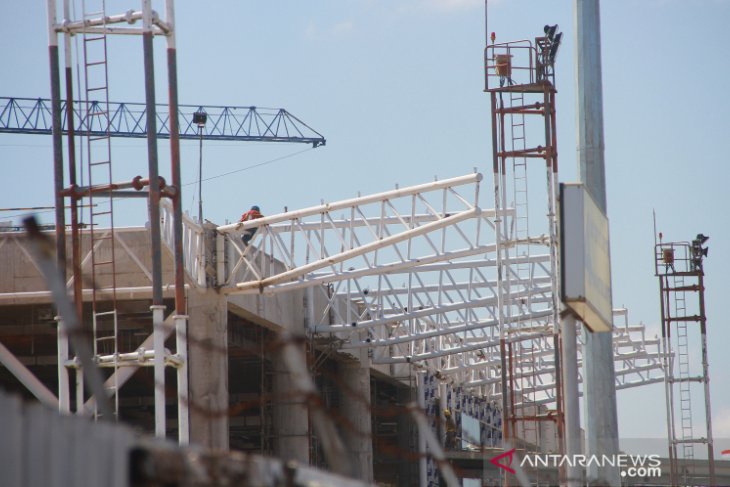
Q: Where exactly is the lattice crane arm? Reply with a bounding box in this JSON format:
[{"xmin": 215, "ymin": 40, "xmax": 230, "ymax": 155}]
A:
[{"xmin": 0, "ymin": 96, "xmax": 326, "ymax": 147}]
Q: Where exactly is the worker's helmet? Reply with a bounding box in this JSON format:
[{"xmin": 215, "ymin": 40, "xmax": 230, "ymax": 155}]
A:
[
  {"xmin": 443, "ymin": 409, "xmax": 451, "ymax": 417},
  {"xmin": 251, "ymin": 205, "xmax": 260, "ymax": 212}
]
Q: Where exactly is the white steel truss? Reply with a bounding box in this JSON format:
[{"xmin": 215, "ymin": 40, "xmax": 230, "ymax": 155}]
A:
[{"xmin": 207, "ymin": 173, "xmax": 662, "ymax": 406}]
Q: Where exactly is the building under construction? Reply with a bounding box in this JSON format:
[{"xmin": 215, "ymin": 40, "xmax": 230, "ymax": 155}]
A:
[{"xmin": 0, "ymin": 1, "xmax": 724, "ymax": 487}]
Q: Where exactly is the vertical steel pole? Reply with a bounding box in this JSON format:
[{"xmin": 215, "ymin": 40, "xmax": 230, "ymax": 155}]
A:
[
  {"xmin": 198, "ymin": 127, "xmax": 203, "ymax": 224},
  {"xmin": 698, "ymin": 273, "xmax": 716, "ymax": 485},
  {"xmin": 49, "ymin": 0, "xmax": 72, "ymax": 419},
  {"xmin": 490, "ymin": 91, "xmax": 511, "ymax": 465},
  {"xmin": 575, "ymin": 0, "xmax": 608, "ymax": 207},
  {"xmin": 165, "ymin": 0, "xmax": 190, "ymax": 445},
  {"xmin": 46, "ymin": 0, "xmax": 66, "ymax": 280},
  {"xmin": 166, "ymin": 0, "xmax": 185, "ymax": 310},
  {"xmin": 142, "ymin": 0, "xmax": 163, "ymax": 308},
  {"xmin": 659, "ymin": 274, "xmax": 677, "ymax": 485},
  {"xmin": 62, "ymin": 0, "xmax": 83, "ymax": 323},
  {"xmin": 143, "ymin": 0, "xmax": 165, "ymax": 439},
  {"xmin": 574, "ymin": 1, "xmax": 619, "ymax": 485}
]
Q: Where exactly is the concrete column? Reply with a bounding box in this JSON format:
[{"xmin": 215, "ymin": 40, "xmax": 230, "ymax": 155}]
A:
[
  {"xmin": 339, "ymin": 360, "xmax": 374, "ymax": 482},
  {"xmin": 188, "ymin": 288, "xmax": 229, "ymax": 450},
  {"xmin": 272, "ymin": 341, "xmax": 310, "ymax": 464}
]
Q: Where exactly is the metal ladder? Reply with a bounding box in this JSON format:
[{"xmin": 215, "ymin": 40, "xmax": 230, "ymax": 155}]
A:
[
  {"xmin": 507, "ymin": 91, "xmax": 540, "ymax": 451},
  {"xmin": 512, "ymin": 339, "xmax": 540, "ymax": 450},
  {"xmin": 82, "ymin": 0, "xmax": 119, "ymax": 420},
  {"xmin": 509, "ymin": 90, "xmax": 531, "ymax": 316},
  {"xmin": 672, "ymin": 274, "xmax": 694, "ymax": 465}
]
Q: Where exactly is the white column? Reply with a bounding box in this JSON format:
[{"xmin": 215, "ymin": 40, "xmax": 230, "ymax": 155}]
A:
[
  {"xmin": 560, "ymin": 313, "xmax": 582, "ymax": 487},
  {"xmin": 152, "ymin": 305, "xmax": 166, "ymax": 438},
  {"xmin": 57, "ymin": 316, "xmax": 70, "ymax": 413},
  {"xmin": 175, "ymin": 314, "xmax": 189, "ymax": 445}
]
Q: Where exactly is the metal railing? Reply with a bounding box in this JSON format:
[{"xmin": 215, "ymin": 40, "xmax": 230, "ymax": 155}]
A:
[{"xmin": 161, "ymin": 201, "xmax": 206, "ymax": 288}]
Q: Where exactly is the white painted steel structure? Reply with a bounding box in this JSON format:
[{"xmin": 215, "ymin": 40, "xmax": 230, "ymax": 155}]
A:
[{"xmin": 203, "ymin": 173, "xmax": 663, "ymax": 407}]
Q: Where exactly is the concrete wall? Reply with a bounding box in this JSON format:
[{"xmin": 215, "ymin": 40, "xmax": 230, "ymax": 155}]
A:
[
  {"xmin": 0, "ymin": 228, "xmax": 176, "ymax": 302},
  {"xmin": 0, "ymin": 231, "xmax": 52, "ymax": 295}
]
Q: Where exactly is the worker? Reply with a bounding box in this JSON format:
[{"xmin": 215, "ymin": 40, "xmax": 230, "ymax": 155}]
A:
[
  {"xmin": 444, "ymin": 409, "xmax": 458, "ymax": 450},
  {"xmin": 239, "ymin": 205, "xmax": 263, "ymax": 246}
]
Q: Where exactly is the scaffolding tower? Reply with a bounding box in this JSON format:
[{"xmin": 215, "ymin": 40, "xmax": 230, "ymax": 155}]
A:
[
  {"xmin": 655, "ymin": 234, "xmax": 715, "ymax": 486},
  {"xmin": 485, "ymin": 31, "xmax": 563, "ymax": 461},
  {"xmin": 48, "ymin": 0, "xmax": 189, "ymax": 442}
]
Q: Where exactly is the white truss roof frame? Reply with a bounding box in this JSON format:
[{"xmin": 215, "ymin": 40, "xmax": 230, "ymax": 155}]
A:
[{"xmin": 206, "ymin": 174, "xmax": 664, "ymax": 405}]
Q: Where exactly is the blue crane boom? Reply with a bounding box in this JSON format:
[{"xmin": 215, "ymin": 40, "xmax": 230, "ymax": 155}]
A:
[{"xmin": 0, "ymin": 97, "xmax": 325, "ymax": 147}]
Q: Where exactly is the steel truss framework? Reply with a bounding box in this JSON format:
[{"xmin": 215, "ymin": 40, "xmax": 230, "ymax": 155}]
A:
[
  {"xmin": 0, "ymin": 97, "xmax": 326, "ymax": 146},
  {"xmin": 206, "ymin": 173, "xmax": 664, "ymax": 411}
]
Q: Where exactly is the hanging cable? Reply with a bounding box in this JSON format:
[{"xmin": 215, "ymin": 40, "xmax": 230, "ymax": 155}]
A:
[{"xmin": 182, "ymin": 147, "xmax": 314, "ymax": 187}]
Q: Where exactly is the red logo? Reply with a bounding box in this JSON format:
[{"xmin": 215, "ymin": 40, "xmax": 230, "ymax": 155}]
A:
[{"xmin": 490, "ymin": 448, "xmax": 516, "ymax": 474}]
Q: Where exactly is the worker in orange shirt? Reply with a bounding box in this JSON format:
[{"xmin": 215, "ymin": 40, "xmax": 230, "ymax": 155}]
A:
[{"xmin": 239, "ymin": 205, "xmax": 263, "ymax": 246}]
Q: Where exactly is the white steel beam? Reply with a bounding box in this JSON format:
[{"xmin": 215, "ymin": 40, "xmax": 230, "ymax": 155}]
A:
[
  {"xmin": 217, "ymin": 173, "xmax": 483, "ymax": 234},
  {"xmin": 0, "ymin": 339, "xmax": 58, "ymax": 408},
  {"xmin": 224, "ymin": 243, "xmax": 501, "ymax": 295},
  {"xmin": 235, "ymin": 208, "xmax": 481, "ymax": 293}
]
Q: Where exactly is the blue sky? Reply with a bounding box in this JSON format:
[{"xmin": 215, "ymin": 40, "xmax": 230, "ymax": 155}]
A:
[{"xmin": 2, "ymin": 0, "xmax": 729, "ymax": 450}]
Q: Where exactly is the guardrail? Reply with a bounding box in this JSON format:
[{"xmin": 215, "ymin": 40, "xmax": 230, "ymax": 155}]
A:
[{"xmin": 160, "ymin": 201, "xmax": 207, "ymax": 288}]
